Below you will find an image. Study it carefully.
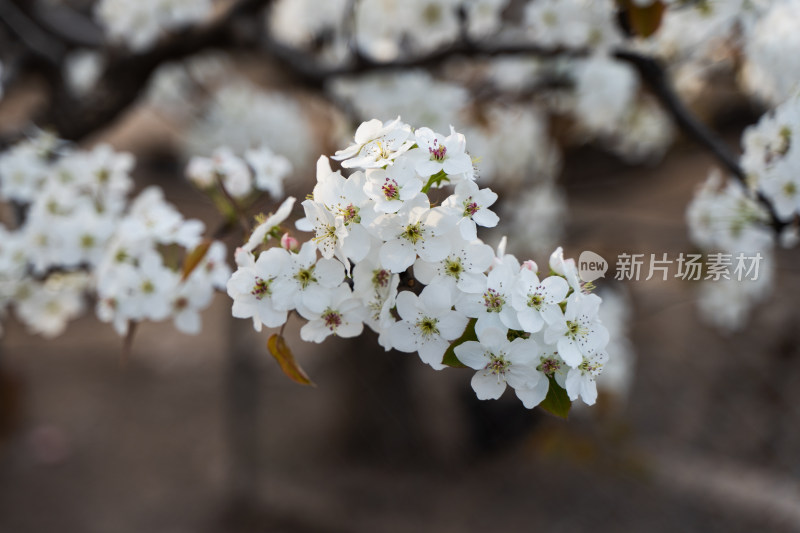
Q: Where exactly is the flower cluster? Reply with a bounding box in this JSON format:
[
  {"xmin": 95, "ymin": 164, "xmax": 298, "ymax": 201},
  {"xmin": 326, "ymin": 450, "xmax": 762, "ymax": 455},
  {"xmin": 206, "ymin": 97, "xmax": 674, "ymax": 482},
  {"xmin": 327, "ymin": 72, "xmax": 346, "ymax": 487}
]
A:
[
  {"xmin": 0, "ymin": 134, "xmax": 229, "ymax": 339},
  {"xmin": 226, "ymin": 118, "xmax": 611, "ymax": 408},
  {"xmin": 187, "ymin": 145, "xmax": 292, "ymax": 200}
]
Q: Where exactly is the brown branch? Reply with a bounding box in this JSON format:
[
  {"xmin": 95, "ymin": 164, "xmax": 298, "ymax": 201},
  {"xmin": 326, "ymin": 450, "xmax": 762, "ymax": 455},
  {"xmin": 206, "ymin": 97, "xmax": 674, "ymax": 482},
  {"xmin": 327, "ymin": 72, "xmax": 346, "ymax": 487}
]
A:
[
  {"xmin": 37, "ymin": 0, "xmax": 274, "ymax": 142},
  {"xmin": 614, "ymin": 50, "xmax": 789, "ymax": 235}
]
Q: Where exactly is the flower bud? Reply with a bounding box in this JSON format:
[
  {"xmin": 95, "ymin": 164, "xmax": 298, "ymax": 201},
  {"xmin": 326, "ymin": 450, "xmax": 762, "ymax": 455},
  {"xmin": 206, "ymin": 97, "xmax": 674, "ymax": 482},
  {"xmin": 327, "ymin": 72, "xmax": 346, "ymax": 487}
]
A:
[{"xmin": 281, "ymin": 232, "xmax": 300, "ymax": 253}]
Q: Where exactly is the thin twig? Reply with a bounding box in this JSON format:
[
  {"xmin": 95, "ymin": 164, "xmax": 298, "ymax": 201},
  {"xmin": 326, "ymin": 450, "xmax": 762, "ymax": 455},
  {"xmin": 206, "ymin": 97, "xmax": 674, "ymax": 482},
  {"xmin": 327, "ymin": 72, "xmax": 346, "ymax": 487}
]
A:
[{"xmin": 614, "ymin": 50, "xmax": 788, "ymax": 235}]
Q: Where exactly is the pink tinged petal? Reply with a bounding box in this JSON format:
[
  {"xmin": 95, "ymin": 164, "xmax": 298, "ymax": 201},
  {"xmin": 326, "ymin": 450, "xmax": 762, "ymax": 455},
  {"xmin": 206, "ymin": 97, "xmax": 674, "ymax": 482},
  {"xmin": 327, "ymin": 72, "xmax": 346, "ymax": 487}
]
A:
[
  {"xmin": 380, "ymin": 239, "xmax": 416, "ymax": 273},
  {"xmin": 472, "ymin": 208, "xmax": 499, "ymax": 228},
  {"xmin": 418, "ymin": 337, "xmax": 449, "ymax": 370},
  {"xmin": 395, "ymin": 291, "xmax": 421, "ymax": 323},
  {"xmin": 471, "ymin": 370, "xmax": 507, "ymax": 400},
  {"xmin": 442, "ymin": 153, "xmax": 472, "ymax": 175},
  {"xmin": 437, "ymin": 310, "xmax": 469, "ymax": 340},
  {"xmin": 454, "ymin": 341, "xmax": 488, "ymax": 370},
  {"xmin": 389, "ymin": 321, "xmax": 417, "ymax": 352},
  {"xmin": 515, "ymin": 378, "xmax": 549, "ymax": 409},
  {"xmin": 558, "ymin": 338, "xmax": 583, "ymax": 368}
]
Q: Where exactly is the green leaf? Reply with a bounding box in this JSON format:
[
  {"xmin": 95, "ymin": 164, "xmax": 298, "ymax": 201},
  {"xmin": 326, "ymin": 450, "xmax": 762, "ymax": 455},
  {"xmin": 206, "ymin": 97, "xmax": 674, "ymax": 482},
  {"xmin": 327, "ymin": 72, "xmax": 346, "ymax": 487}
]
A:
[
  {"xmin": 267, "ymin": 334, "xmax": 315, "ymax": 386},
  {"xmin": 420, "ymin": 170, "xmax": 449, "ymax": 194},
  {"xmin": 539, "ymin": 376, "xmax": 571, "ymax": 419},
  {"xmin": 441, "ymin": 318, "xmax": 477, "ymax": 368}
]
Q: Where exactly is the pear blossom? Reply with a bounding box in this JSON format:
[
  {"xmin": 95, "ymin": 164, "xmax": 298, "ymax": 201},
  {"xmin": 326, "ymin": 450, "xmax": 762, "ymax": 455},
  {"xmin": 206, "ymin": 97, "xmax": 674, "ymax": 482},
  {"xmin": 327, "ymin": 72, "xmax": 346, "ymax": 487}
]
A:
[
  {"xmin": 389, "ymin": 284, "xmax": 468, "ymax": 370},
  {"xmin": 372, "ymin": 195, "xmax": 457, "ymax": 272},
  {"xmin": 412, "ymin": 233, "xmax": 494, "ymax": 298},
  {"xmin": 456, "ymin": 257, "xmax": 522, "ymax": 331},
  {"xmin": 272, "ymin": 241, "xmax": 346, "ymax": 314},
  {"xmin": 298, "ymin": 283, "xmax": 365, "ymax": 343},
  {"xmin": 364, "ymin": 157, "xmax": 424, "ymax": 213},
  {"xmin": 512, "ymin": 269, "xmax": 570, "ymax": 334},
  {"xmin": 454, "ymin": 325, "xmax": 540, "ymax": 401},
  {"xmin": 226, "ymin": 247, "xmax": 291, "ymax": 332},
  {"xmin": 544, "ymin": 293, "xmax": 609, "ymax": 368},
  {"xmin": 406, "ymin": 126, "xmax": 473, "ymax": 180},
  {"xmin": 244, "ymin": 197, "xmax": 296, "ymax": 253},
  {"xmin": 565, "ymin": 349, "xmax": 609, "ymax": 405},
  {"xmin": 441, "ymin": 180, "xmax": 499, "ymax": 241},
  {"xmin": 332, "ymin": 117, "xmax": 414, "ymax": 169},
  {"xmin": 245, "ymin": 145, "xmax": 292, "ymax": 199}
]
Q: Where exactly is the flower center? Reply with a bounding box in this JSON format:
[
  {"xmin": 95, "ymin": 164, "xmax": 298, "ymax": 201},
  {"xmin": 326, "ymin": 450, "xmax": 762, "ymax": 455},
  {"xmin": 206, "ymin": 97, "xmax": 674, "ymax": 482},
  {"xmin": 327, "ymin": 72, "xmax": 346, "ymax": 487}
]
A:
[
  {"xmin": 462, "ymin": 197, "xmax": 479, "ymax": 217},
  {"xmin": 527, "ymin": 292, "xmax": 544, "ymax": 309},
  {"xmin": 483, "ymin": 288, "xmax": 505, "ymax": 312},
  {"xmin": 401, "ymin": 222, "xmax": 424, "ymax": 243},
  {"xmin": 539, "ymin": 356, "xmax": 561, "ymax": 376},
  {"xmin": 566, "ymin": 319, "xmax": 586, "ymax": 339},
  {"xmin": 579, "ymin": 357, "xmax": 602, "ymax": 376},
  {"xmin": 372, "ymin": 268, "xmax": 390, "ymax": 288},
  {"xmin": 294, "ymin": 266, "xmax": 317, "ymax": 289},
  {"xmin": 429, "ymin": 140, "xmax": 447, "ymax": 162},
  {"xmin": 444, "ymin": 257, "xmax": 463, "ymax": 279},
  {"xmin": 416, "ymin": 316, "xmax": 439, "ymax": 337},
  {"xmin": 485, "ymin": 353, "xmax": 511, "ymax": 376},
  {"xmin": 338, "ymin": 203, "xmax": 360, "ymax": 224},
  {"xmin": 251, "ymin": 276, "xmax": 273, "ymax": 299},
  {"xmin": 322, "ymin": 308, "xmax": 343, "ymax": 330},
  {"xmin": 382, "ymin": 178, "xmax": 400, "ymax": 200}
]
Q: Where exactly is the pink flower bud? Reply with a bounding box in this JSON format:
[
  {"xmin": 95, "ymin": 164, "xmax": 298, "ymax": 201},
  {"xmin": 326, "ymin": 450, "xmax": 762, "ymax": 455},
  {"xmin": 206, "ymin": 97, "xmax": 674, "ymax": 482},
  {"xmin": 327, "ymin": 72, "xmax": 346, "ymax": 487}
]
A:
[
  {"xmin": 522, "ymin": 260, "xmax": 538, "ymax": 272},
  {"xmin": 281, "ymin": 232, "xmax": 299, "ymax": 252}
]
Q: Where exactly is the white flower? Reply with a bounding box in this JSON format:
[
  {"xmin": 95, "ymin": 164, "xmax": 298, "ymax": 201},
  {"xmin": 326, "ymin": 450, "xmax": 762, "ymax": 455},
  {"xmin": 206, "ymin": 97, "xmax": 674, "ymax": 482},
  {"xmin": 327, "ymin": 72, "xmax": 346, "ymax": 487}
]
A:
[
  {"xmin": 412, "ymin": 233, "xmax": 494, "ymax": 298},
  {"xmin": 441, "ymin": 180, "xmax": 499, "ymax": 241},
  {"xmin": 244, "ymin": 197, "xmax": 296, "ymax": 253},
  {"xmin": 187, "ymin": 147, "xmax": 252, "ymax": 198},
  {"xmin": 245, "ymin": 145, "xmax": 292, "ymax": 199},
  {"xmin": 332, "ymin": 117, "xmax": 414, "ymax": 169},
  {"xmin": 373, "ymin": 195, "xmax": 457, "ymax": 273},
  {"xmin": 456, "ymin": 258, "xmax": 522, "ymax": 331},
  {"xmin": 271, "ymin": 241, "xmax": 346, "ymax": 314},
  {"xmin": 298, "ymin": 283, "xmax": 365, "ymax": 343},
  {"xmin": 226, "ymin": 247, "xmax": 290, "ymax": 332},
  {"xmin": 389, "ymin": 284, "xmax": 468, "ymax": 370},
  {"xmin": 544, "ymin": 293, "xmax": 609, "ymax": 368},
  {"xmin": 454, "ymin": 325, "xmax": 540, "ymax": 401},
  {"xmin": 512, "ymin": 269, "xmax": 569, "ymax": 334},
  {"xmin": 565, "ymin": 349, "xmax": 609, "ymax": 405},
  {"xmin": 364, "ymin": 157, "xmax": 423, "ymax": 213},
  {"xmin": 406, "ymin": 126, "xmax": 473, "ymax": 180}
]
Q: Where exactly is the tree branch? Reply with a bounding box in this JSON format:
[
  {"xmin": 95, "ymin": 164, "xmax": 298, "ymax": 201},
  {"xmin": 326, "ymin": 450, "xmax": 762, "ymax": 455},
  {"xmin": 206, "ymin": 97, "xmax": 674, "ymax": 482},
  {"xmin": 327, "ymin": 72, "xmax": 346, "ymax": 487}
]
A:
[{"xmin": 614, "ymin": 50, "xmax": 789, "ymax": 235}]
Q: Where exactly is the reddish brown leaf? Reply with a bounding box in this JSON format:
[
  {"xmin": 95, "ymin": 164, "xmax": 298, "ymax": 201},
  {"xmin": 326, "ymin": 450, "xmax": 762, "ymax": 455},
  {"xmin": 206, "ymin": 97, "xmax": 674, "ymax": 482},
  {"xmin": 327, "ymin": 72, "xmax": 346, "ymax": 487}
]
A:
[
  {"xmin": 181, "ymin": 239, "xmax": 212, "ymax": 281},
  {"xmin": 267, "ymin": 334, "xmax": 315, "ymax": 386}
]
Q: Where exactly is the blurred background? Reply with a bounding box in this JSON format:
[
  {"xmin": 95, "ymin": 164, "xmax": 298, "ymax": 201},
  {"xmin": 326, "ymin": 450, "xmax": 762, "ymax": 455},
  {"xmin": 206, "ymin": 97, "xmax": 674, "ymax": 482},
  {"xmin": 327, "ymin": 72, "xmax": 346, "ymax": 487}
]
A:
[{"xmin": 1, "ymin": 0, "xmax": 800, "ymax": 531}]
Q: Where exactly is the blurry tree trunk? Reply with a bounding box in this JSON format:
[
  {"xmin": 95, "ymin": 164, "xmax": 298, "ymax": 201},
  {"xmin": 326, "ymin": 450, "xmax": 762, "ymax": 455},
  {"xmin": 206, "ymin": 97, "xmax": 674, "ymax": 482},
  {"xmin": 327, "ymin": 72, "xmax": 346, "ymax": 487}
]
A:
[
  {"xmin": 340, "ymin": 331, "xmax": 426, "ymax": 465},
  {"xmin": 222, "ymin": 317, "xmax": 262, "ymax": 529}
]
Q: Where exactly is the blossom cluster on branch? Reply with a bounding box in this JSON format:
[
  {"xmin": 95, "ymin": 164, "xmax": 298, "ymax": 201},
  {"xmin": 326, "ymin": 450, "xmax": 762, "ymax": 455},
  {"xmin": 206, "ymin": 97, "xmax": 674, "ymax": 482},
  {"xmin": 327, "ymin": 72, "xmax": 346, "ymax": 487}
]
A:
[{"xmin": 223, "ymin": 118, "xmax": 610, "ymax": 410}]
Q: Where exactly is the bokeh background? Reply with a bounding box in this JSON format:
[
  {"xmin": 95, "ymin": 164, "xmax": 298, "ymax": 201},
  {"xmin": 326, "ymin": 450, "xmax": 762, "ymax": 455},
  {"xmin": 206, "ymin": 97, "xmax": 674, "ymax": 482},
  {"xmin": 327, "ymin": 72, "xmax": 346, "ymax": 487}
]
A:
[{"xmin": 1, "ymin": 1, "xmax": 800, "ymax": 532}]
